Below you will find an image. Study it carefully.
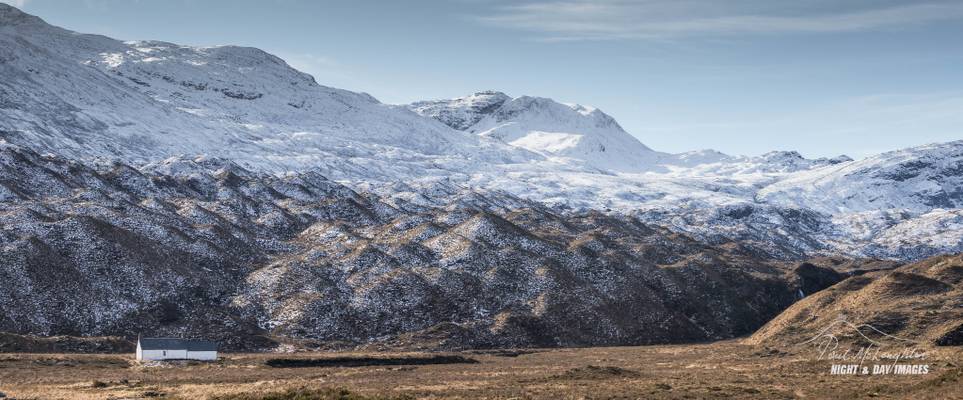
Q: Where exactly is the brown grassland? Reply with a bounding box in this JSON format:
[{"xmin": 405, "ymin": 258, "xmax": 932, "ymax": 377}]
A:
[{"xmin": 0, "ymin": 342, "xmax": 960, "ymax": 399}]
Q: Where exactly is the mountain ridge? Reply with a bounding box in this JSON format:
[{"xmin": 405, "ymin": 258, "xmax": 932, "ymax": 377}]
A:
[
  {"xmin": 2, "ymin": 3, "xmax": 963, "ymax": 354},
  {"xmin": 0, "ymin": 3, "xmax": 536, "ymax": 177},
  {"xmin": 1, "ymin": 3, "xmax": 962, "ymax": 261},
  {"xmin": 0, "ymin": 142, "xmax": 846, "ymax": 349},
  {"xmin": 408, "ymin": 91, "xmax": 662, "ymax": 172}
]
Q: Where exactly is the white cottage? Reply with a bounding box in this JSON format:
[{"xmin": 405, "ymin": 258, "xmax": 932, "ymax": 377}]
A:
[{"xmin": 136, "ymin": 337, "xmax": 218, "ymax": 361}]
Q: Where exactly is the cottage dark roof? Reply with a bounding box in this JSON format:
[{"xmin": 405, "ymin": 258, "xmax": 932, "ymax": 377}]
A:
[{"xmin": 138, "ymin": 338, "xmax": 217, "ymax": 351}]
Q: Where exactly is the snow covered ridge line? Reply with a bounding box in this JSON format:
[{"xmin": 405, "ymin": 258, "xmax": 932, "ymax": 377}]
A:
[
  {"xmin": 0, "ymin": 2, "xmax": 846, "ymax": 179},
  {"xmin": 406, "ymin": 90, "xmax": 659, "ymax": 172},
  {"xmin": 404, "ymin": 90, "xmax": 857, "ymax": 173},
  {"xmin": 0, "ymin": 3, "xmax": 538, "ymax": 175},
  {"xmin": 3, "ymin": 137, "xmax": 961, "ymax": 262}
]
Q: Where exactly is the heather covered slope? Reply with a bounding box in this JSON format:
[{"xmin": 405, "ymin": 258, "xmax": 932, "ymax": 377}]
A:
[
  {"xmin": 0, "ymin": 144, "xmax": 850, "ymax": 350},
  {"xmin": 748, "ymin": 253, "xmax": 963, "ymax": 347}
]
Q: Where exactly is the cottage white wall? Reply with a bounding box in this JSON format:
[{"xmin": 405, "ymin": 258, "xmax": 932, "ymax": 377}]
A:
[
  {"xmin": 139, "ymin": 349, "xmax": 188, "ymax": 361},
  {"xmin": 186, "ymin": 351, "xmax": 217, "ymax": 361}
]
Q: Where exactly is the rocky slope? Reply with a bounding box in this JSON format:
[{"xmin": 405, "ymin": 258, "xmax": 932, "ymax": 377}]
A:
[
  {"xmin": 408, "ymin": 90, "xmax": 512, "ymax": 131},
  {"xmin": 0, "ymin": 143, "xmax": 851, "ymax": 350}
]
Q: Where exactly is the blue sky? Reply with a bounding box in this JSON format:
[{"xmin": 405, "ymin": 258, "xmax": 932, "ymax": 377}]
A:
[{"xmin": 6, "ymin": 0, "xmax": 963, "ymax": 158}]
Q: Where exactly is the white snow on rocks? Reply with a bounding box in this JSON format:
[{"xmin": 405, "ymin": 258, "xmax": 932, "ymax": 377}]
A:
[{"xmin": 2, "ymin": 3, "xmax": 962, "ymax": 260}]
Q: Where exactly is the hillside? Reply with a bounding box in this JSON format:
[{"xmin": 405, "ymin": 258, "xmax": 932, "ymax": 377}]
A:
[
  {"xmin": 0, "ymin": 143, "xmax": 849, "ymax": 350},
  {"xmin": 748, "ymin": 253, "xmax": 963, "ymax": 347}
]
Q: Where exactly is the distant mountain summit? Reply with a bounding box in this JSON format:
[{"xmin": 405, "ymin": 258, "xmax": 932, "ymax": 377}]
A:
[
  {"xmin": 409, "ymin": 92, "xmax": 659, "ymax": 172},
  {"xmin": 408, "ymin": 91, "xmax": 512, "ymax": 131},
  {"xmin": 0, "ymin": 3, "xmax": 531, "ymax": 176}
]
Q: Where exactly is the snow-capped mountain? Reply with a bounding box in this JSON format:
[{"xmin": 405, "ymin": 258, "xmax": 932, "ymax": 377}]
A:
[
  {"xmin": 0, "ymin": 143, "xmax": 834, "ymax": 349},
  {"xmin": 4, "ymin": 3, "xmax": 963, "ymax": 352},
  {"xmin": 0, "ymin": 4, "xmax": 533, "ymax": 177},
  {"xmin": 407, "ymin": 92, "xmax": 857, "ymax": 175},
  {"xmin": 1, "ymin": 3, "xmax": 961, "ymax": 261},
  {"xmin": 637, "ymin": 141, "xmax": 963, "ymax": 260},
  {"xmin": 409, "ymin": 91, "xmax": 661, "ymax": 172},
  {"xmin": 759, "ymin": 141, "xmax": 963, "ymax": 213}
]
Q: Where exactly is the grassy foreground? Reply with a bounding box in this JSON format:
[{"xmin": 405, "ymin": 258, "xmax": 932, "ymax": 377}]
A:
[{"xmin": 0, "ymin": 342, "xmax": 959, "ymax": 399}]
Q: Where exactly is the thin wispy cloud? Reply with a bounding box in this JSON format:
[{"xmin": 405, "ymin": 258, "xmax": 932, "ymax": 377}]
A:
[{"xmin": 477, "ymin": 0, "xmax": 963, "ymax": 41}]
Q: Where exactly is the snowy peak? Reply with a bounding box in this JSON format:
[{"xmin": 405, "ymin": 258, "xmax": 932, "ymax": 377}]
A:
[
  {"xmin": 480, "ymin": 95, "xmax": 624, "ymax": 134},
  {"xmin": 407, "ymin": 91, "xmax": 511, "ymax": 130},
  {"xmin": 749, "ymin": 151, "xmax": 853, "ymax": 172},
  {"xmin": 408, "ymin": 92, "xmax": 657, "ymax": 172},
  {"xmin": 0, "ymin": 5, "xmax": 535, "ymax": 175},
  {"xmin": 754, "ymin": 150, "xmax": 851, "ymax": 166}
]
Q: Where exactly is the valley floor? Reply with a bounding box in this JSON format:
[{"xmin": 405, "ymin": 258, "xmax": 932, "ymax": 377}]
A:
[{"xmin": 0, "ymin": 342, "xmax": 959, "ymax": 399}]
